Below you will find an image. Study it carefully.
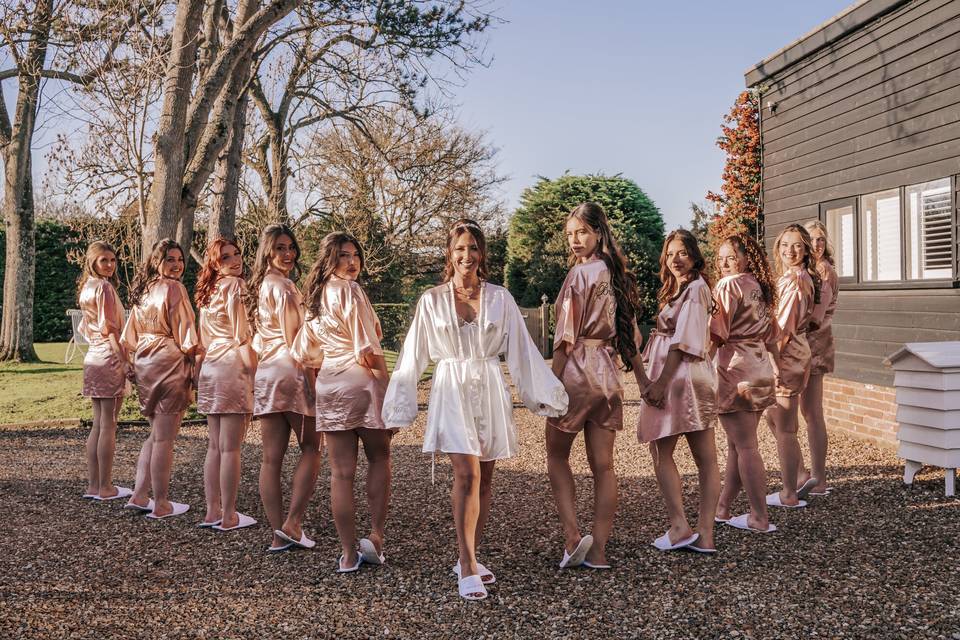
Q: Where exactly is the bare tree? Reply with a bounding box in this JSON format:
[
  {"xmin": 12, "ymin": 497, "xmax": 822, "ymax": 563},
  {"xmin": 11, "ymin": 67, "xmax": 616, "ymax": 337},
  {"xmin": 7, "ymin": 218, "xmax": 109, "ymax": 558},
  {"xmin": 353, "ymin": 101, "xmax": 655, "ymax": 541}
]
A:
[
  {"xmin": 296, "ymin": 107, "xmax": 505, "ymax": 285},
  {"xmin": 0, "ymin": 0, "xmax": 138, "ymax": 361}
]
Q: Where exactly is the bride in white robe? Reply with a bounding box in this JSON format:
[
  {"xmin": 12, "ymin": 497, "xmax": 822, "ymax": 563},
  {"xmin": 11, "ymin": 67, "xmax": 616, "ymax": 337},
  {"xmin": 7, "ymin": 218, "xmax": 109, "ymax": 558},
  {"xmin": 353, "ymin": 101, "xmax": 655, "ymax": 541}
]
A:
[{"xmin": 382, "ymin": 219, "xmax": 567, "ymax": 600}]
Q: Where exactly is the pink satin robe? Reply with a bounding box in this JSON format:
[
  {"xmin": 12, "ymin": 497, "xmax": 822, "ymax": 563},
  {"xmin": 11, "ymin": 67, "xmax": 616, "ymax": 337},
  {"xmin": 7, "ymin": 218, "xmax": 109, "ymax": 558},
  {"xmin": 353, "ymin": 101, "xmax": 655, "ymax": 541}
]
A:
[
  {"xmin": 774, "ymin": 267, "xmax": 815, "ymax": 397},
  {"xmin": 547, "ymin": 258, "xmax": 625, "ymax": 433},
  {"xmin": 638, "ymin": 276, "xmax": 717, "ymax": 443},
  {"xmin": 121, "ymin": 278, "xmax": 197, "ymax": 416},
  {"xmin": 252, "ymin": 271, "xmax": 315, "ymax": 417},
  {"xmin": 808, "ymin": 259, "xmax": 838, "ymax": 376},
  {"xmin": 78, "ymin": 277, "xmax": 127, "ymax": 398},
  {"xmin": 292, "ymin": 276, "xmax": 387, "ymax": 431},
  {"xmin": 197, "ymin": 276, "xmax": 255, "ymax": 415},
  {"xmin": 710, "ymin": 273, "xmax": 776, "ymax": 414}
]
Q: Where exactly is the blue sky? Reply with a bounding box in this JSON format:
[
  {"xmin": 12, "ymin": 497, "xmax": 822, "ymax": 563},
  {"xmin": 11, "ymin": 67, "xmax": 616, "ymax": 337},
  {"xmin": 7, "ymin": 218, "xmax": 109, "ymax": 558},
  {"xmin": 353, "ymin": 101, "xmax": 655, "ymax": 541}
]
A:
[{"xmin": 450, "ymin": 0, "xmax": 854, "ymax": 230}]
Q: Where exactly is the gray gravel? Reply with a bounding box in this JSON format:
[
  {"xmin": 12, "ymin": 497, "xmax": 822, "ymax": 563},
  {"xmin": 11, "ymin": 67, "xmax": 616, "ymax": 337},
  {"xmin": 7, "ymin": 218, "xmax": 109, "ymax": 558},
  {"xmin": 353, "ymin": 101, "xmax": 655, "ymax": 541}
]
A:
[{"xmin": 1, "ymin": 376, "xmax": 959, "ymax": 639}]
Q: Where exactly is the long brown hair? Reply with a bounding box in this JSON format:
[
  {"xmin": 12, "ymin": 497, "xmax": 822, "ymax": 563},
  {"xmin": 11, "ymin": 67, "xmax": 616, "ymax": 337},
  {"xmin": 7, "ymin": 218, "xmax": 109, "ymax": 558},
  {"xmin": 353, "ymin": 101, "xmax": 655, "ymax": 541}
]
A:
[
  {"xmin": 567, "ymin": 202, "xmax": 642, "ymax": 371},
  {"xmin": 657, "ymin": 229, "xmax": 711, "ymax": 309},
  {"xmin": 195, "ymin": 237, "xmax": 244, "ymax": 309},
  {"xmin": 77, "ymin": 240, "xmax": 120, "ymax": 298},
  {"xmin": 804, "ymin": 219, "xmax": 836, "ymax": 266},
  {"xmin": 246, "ymin": 223, "xmax": 303, "ymax": 326},
  {"xmin": 303, "ymin": 232, "xmax": 364, "ymax": 319},
  {"xmin": 129, "ymin": 238, "xmax": 183, "ymax": 307},
  {"xmin": 718, "ymin": 233, "xmax": 778, "ymax": 323},
  {"xmin": 441, "ymin": 218, "xmax": 488, "ymax": 282},
  {"xmin": 773, "ymin": 223, "xmax": 822, "ymax": 304}
]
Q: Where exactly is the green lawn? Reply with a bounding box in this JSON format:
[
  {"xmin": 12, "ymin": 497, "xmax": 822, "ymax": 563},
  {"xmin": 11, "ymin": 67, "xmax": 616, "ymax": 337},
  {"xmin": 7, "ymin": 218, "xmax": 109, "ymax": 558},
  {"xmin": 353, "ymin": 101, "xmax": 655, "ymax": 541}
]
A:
[{"xmin": 0, "ymin": 343, "xmax": 418, "ymax": 425}]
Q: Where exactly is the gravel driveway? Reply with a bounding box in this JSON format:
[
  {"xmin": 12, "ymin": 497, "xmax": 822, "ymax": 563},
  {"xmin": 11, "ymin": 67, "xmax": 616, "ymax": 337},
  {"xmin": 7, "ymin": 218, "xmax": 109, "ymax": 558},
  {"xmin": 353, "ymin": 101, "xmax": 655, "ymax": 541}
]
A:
[{"xmin": 2, "ymin": 377, "xmax": 958, "ymax": 639}]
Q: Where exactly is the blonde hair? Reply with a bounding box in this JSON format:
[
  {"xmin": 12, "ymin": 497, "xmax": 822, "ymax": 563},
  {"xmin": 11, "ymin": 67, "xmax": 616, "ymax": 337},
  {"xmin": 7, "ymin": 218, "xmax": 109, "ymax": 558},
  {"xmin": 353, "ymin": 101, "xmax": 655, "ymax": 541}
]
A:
[
  {"xmin": 773, "ymin": 224, "xmax": 821, "ymax": 305},
  {"xmin": 77, "ymin": 241, "xmax": 120, "ymax": 298},
  {"xmin": 804, "ymin": 219, "xmax": 835, "ymax": 266}
]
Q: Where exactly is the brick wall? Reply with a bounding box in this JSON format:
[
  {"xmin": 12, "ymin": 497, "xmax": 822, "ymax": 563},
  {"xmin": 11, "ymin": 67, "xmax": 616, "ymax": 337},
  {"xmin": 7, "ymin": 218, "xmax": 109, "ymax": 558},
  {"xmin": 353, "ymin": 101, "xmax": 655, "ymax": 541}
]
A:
[{"xmin": 820, "ymin": 376, "xmax": 898, "ymax": 447}]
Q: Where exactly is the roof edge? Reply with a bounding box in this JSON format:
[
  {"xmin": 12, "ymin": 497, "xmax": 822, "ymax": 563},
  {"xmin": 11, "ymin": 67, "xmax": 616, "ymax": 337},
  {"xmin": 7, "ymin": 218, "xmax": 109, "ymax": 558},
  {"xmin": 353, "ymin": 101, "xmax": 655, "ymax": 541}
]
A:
[{"xmin": 744, "ymin": 0, "xmax": 911, "ymax": 88}]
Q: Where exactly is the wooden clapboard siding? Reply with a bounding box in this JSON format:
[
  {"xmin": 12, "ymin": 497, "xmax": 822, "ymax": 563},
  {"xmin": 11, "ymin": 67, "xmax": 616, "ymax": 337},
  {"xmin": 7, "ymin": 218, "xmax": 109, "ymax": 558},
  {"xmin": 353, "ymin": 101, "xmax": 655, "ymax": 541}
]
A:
[{"xmin": 746, "ymin": 0, "xmax": 960, "ymax": 387}]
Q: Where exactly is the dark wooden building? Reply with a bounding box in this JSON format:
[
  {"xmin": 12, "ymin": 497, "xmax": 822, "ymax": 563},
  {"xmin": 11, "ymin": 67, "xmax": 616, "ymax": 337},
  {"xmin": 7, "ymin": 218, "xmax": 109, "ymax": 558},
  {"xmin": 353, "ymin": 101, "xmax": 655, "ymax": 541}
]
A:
[{"xmin": 745, "ymin": 0, "xmax": 960, "ymax": 444}]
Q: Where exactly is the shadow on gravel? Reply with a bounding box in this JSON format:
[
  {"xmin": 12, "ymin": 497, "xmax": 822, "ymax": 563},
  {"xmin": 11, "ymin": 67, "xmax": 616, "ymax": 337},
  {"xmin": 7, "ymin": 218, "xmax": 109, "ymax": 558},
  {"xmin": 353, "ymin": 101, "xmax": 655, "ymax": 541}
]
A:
[{"xmin": 1, "ymin": 423, "xmax": 959, "ymax": 639}]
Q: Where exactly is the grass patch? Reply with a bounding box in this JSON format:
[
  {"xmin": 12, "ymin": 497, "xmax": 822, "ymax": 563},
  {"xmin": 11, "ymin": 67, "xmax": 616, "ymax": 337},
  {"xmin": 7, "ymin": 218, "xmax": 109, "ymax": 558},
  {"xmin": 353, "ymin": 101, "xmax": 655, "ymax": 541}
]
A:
[{"xmin": 0, "ymin": 343, "xmax": 424, "ymax": 425}]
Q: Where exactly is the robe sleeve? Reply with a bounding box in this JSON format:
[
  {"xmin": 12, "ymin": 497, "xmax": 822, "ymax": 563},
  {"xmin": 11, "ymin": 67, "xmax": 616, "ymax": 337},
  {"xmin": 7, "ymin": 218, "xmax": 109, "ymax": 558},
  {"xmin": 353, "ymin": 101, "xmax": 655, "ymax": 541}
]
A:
[
  {"xmin": 97, "ymin": 282, "xmax": 122, "ymax": 339},
  {"xmin": 709, "ymin": 278, "xmax": 738, "ymax": 346},
  {"xmin": 810, "ymin": 264, "xmax": 835, "ymax": 329},
  {"xmin": 120, "ymin": 307, "xmax": 140, "ymax": 353},
  {"xmin": 553, "ymin": 270, "xmax": 583, "ymax": 351},
  {"xmin": 169, "ymin": 281, "xmax": 198, "ymax": 355},
  {"xmin": 277, "ymin": 285, "xmax": 303, "ymax": 351},
  {"xmin": 669, "ymin": 281, "xmax": 710, "ymax": 360},
  {"xmin": 382, "ymin": 295, "xmax": 431, "ymax": 428},
  {"xmin": 225, "ymin": 278, "xmax": 251, "ymax": 347},
  {"xmin": 291, "ymin": 319, "xmax": 325, "ymax": 368},
  {"xmin": 503, "ymin": 292, "xmax": 569, "ymax": 417},
  {"xmin": 776, "ymin": 274, "xmax": 803, "ymax": 350},
  {"xmin": 344, "ymin": 283, "xmax": 383, "ymax": 363}
]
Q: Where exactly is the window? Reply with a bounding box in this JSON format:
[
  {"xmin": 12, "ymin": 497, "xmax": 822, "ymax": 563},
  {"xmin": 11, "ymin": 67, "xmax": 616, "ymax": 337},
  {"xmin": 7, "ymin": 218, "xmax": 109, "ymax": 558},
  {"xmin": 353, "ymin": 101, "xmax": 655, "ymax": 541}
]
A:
[
  {"xmin": 906, "ymin": 178, "xmax": 952, "ymax": 280},
  {"xmin": 818, "ymin": 176, "xmax": 956, "ymax": 287},
  {"xmin": 823, "ymin": 200, "xmax": 856, "ymax": 280},
  {"xmin": 860, "ymin": 188, "xmax": 901, "ymax": 281}
]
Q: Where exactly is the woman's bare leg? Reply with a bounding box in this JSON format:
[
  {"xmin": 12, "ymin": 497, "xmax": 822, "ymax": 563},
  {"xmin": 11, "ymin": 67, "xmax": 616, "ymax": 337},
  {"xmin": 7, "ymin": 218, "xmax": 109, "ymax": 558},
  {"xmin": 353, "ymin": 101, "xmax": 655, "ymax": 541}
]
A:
[
  {"xmin": 281, "ymin": 413, "xmax": 321, "ymax": 540},
  {"xmin": 649, "ymin": 435, "xmax": 694, "ymax": 544},
  {"xmin": 449, "ymin": 452, "xmax": 483, "ymax": 596},
  {"xmin": 129, "ymin": 424, "xmax": 154, "ymax": 508},
  {"xmin": 716, "ymin": 420, "xmax": 740, "ymax": 522},
  {"xmin": 766, "ymin": 397, "xmax": 802, "ymax": 505},
  {"xmin": 545, "ymin": 425, "xmax": 582, "ymax": 553},
  {"xmin": 584, "ymin": 426, "xmax": 617, "ymax": 565},
  {"xmin": 259, "ymin": 413, "xmax": 290, "ymax": 547},
  {"xmin": 800, "ymin": 374, "xmax": 828, "ymax": 492},
  {"xmin": 358, "ymin": 428, "xmax": 393, "ymax": 554},
  {"xmin": 202, "ymin": 415, "xmax": 222, "ymax": 524},
  {"xmin": 724, "ymin": 411, "xmax": 769, "ymax": 529},
  {"xmin": 96, "ymin": 397, "xmax": 120, "ymax": 496},
  {"xmin": 686, "ymin": 429, "xmax": 720, "ymax": 549},
  {"xmin": 85, "ymin": 399, "xmax": 102, "ymax": 495},
  {"xmin": 218, "ymin": 414, "xmax": 247, "ymax": 528},
  {"xmin": 326, "ymin": 429, "xmax": 360, "ymax": 568},
  {"xmin": 149, "ymin": 411, "xmax": 184, "ymax": 516}
]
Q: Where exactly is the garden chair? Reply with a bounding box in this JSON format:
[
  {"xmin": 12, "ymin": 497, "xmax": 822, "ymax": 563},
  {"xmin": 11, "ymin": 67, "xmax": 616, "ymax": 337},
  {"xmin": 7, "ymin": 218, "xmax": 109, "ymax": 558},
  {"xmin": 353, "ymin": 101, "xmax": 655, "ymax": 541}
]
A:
[{"xmin": 65, "ymin": 309, "xmax": 88, "ymax": 364}]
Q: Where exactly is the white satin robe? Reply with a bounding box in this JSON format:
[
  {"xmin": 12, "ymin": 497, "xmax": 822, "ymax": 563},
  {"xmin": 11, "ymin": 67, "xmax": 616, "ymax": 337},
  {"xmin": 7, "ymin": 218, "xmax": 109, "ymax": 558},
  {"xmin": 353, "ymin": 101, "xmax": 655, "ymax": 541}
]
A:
[{"xmin": 382, "ymin": 282, "xmax": 568, "ymax": 461}]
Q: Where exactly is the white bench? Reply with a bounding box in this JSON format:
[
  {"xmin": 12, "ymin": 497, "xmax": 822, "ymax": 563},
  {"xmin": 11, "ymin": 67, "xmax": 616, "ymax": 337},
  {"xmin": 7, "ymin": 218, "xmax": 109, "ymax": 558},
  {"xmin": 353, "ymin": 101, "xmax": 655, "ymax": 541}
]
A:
[{"xmin": 65, "ymin": 308, "xmax": 132, "ymax": 364}]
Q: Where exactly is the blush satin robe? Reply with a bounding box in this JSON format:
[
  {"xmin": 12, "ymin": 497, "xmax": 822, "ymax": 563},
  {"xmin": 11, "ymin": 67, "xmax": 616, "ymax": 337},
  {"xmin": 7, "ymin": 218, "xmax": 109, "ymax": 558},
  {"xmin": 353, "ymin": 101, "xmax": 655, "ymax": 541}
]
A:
[
  {"xmin": 292, "ymin": 276, "xmax": 388, "ymax": 431},
  {"xmin": 79, "ymin": 277, "xmax": 127, "ymax": 398},
  {"xmin": 121, "ymin": 278, "xmax": 198, "ymax": 416},
  {"xmin": 382, "ymin": 282, "xmax": 568, "ymax": 461},
  {"xmin": 709, "ymin": 273, "xmax": 776, "ymax": 414},
  {"xmin": 197, "ymin": 276, "xmax": 256, "ymax": 415},
  {"xmin": 547, "ymin": 257, "xmax": 626, "ymax": 433},
  {"xmin": 638, "ymin": 276, "xmax": 717, "ymax": 443},
  {"xmin": 808, "ymin": 259, "xmax": 838, "ymax": 376},
  {"xmin": 252, "ymin": 270, "xmax": 316, "ymax": 417},
  {"xmin": 774, "ymin": 266, "xmax": 815, "ymax": 397}
]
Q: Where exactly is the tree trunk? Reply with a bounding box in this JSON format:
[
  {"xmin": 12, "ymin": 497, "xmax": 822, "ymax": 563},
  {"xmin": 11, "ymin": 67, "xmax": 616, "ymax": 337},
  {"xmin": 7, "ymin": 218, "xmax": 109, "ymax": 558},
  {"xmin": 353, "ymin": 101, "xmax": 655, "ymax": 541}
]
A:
[
  {"xmin": 209, "ymin": 91, "xmax": 248, "ymax": 240},
  {"xmin": 269, "ymin": 132, "xmax": 289, "ymax": 222},
  {"xmin": 0, "ymin": 0, "xmax": 53, "ymax": 362},
  {"xmin": 143, "ymin": 0, "xmax": 205, "ymax": 255}
]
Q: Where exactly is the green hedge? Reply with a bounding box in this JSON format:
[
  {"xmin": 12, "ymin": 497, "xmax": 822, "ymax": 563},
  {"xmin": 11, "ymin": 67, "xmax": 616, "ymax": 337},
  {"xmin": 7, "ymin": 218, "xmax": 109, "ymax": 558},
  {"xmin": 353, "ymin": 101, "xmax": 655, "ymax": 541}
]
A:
[
  {"xmin": 373, "ymin": 303, "xmax": 412, "ymax": 351},
  {"xmin": 0, "ymin": 221, "xmax": 87, "ymax": 342}
]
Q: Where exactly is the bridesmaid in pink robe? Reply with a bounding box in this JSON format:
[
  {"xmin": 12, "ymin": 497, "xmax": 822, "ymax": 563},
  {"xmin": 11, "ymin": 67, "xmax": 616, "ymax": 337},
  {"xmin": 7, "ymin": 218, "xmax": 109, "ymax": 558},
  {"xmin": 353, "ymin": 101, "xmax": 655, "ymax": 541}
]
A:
[
  {"xmin": 639, "ymin": 229, "xmax": 719, "ymax": 553},
  {"xmin": 247, "ymin": 224, "xmax": 321, "ymax": 552},
  {"xmin": 546, "ymin": 202, "xmax": 649, "ymax": 570},
  {"xmin": 122, "ymin": 239, "xmax": 198, "ymax": 519},
  {"xmin": 78, "ymin": 241, "xmax": 130, "ymax": 501},
  {"xmin": 195, "ymin": 238, "xmax": 257, "ymax": 531},
  {"xmin": 764, "ymin": 224, "xmax": 820, "ymax": 508},
  {"xmin": 293, "ymin": 232, "xmax": 393, "ymax": 573},
  {"xmin": 799, "ymin": 220, "xmax": 839, "ymax": 496},
  {"xmin": 710, "ymin": 234, "xmax": 778, "ymax": 533}
]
